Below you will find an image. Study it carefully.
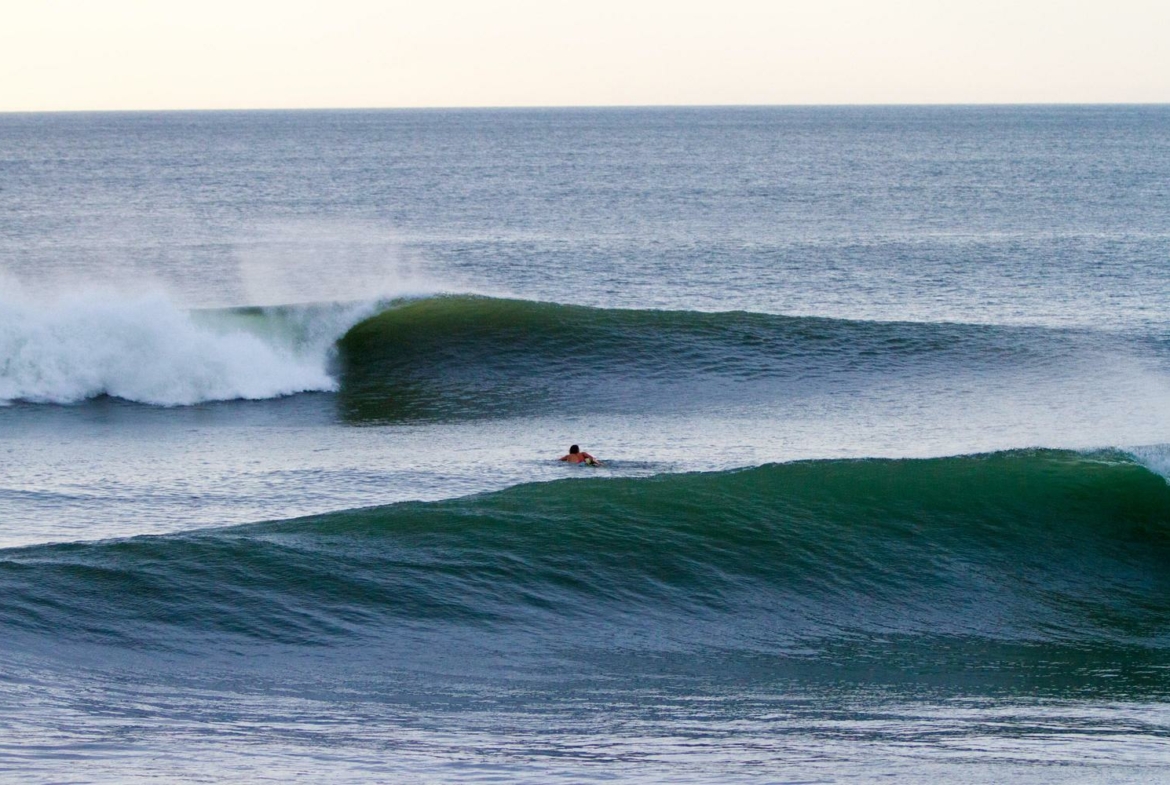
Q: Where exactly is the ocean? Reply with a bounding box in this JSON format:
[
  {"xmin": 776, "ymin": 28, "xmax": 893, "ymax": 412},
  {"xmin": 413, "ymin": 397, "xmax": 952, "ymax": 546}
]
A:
[{"xmin": 2, "ymin": 105, "xmax": 1170, "ymax": 782}]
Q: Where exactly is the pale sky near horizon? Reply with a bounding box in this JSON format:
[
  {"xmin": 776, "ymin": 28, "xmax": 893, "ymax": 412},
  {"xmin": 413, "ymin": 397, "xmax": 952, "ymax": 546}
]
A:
[{"xmin": 1, "ymin": 0, "xmax": 1167, "ymax": 112}]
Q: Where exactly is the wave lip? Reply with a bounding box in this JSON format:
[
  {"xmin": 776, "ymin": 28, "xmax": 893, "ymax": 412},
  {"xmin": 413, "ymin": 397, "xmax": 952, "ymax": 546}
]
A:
[
  {"xmin": 0, "ymin": 292, "xmax": 375, "ymax": 406},
  {"xmin": 3, "ymin": 449, "xmax": 1170, "ymax": 653},
  {"xmin": 335, "ymin": 294, "xmax": 1160, "ymax": 424}
]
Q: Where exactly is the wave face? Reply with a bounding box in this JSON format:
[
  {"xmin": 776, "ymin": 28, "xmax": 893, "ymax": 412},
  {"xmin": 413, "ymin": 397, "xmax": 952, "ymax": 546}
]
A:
[
  {"xmin": 336, "ymin": 295, "xmax": 1158, "ymax": 423},
  {"xmin": 3, "ymin": 449, "xmax": 1169, "ymax": 656},
  {"xmin": 6, "ymin": 291, "xmax": 1162, "ymax": 426},
  {"xmin": 0, "ymin": 291, "xmax": 374, "ymax": 405}
]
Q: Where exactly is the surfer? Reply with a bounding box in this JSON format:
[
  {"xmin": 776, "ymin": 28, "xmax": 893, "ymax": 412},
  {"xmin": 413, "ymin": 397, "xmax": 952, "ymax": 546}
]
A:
[{"xmin": 559, "ymin": 445, "xmax": 601, "ymax": 466}]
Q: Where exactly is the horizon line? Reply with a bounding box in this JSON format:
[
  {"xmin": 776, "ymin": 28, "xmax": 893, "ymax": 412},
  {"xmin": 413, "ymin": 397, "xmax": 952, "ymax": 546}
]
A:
[{"xmin": 3, "ymin": 101, "xmax": 1169, "ymax": 116}]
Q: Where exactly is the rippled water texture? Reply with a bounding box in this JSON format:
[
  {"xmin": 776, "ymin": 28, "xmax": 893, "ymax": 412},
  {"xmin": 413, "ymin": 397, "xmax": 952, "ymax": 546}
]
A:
[{"xmin": 3, "ymin": 106, "xmax": 1170, "ymax": 782}]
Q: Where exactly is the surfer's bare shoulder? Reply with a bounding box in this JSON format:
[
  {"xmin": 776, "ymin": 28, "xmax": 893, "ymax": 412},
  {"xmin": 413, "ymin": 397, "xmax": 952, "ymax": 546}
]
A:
[{"xmin": 559, "ymin": 444, "xmax": 602, "ymax": 465}]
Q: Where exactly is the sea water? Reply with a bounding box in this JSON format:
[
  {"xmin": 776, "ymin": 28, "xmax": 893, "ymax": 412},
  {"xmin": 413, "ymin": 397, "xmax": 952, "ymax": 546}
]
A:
[{"xmin": 2, "ymin": 106, "xmax": 1170, "ymax": 782}]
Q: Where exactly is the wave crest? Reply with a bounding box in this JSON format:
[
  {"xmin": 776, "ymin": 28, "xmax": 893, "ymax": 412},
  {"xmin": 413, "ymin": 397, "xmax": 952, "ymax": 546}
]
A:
[
  {"xmin": 335, "ymin": 294, "xmax": 1161, "ymax": 427},
  {"xmin": 0, "ymin": 291, "xmax": 375, "ymax": 406},
  {"xmin": 4, "ymin": 450, "xmax": 1170, "ymax": 651}
]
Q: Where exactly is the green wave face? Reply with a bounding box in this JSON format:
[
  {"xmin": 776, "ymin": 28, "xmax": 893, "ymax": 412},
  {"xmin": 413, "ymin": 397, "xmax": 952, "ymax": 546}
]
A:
[
  {"xmin": 3, "ymin": 450, "xmax": 1169, "ymax": 656},
  {"xmin": 333, "ymin": 295, "xmax": 1137, "ymax": 423}
]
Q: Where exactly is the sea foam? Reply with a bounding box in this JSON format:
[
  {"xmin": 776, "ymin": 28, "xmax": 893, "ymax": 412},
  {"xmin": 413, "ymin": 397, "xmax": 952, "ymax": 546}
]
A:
[{"xmin": 0, "ymin": 289, "xmax": 374, "ymax": 406}]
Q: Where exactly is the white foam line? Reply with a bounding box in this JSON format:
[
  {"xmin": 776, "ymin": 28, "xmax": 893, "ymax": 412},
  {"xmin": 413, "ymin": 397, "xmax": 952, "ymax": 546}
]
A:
[{"xmin": 0, "ymin": 290, "xmax": 374, "ymax": 406}]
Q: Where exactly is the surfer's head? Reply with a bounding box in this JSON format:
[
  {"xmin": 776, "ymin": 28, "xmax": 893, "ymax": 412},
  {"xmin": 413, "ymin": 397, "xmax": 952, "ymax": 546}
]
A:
[{"xmin": 569, "ymin": 445, "xmax": 580, "ymax": 454}]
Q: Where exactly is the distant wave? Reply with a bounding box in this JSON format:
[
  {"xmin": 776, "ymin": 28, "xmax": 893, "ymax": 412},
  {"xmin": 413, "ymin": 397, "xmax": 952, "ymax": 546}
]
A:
[
  {"xmin": 0, "ymin": 291, "xmax": 377, "ymax": 405},
  {"xmin": 335, "ymin": 294, "xmax": 1151, "ymax": 422},
  {"xmin": 3, "ymin": 292, "xmax": 1161, "ymax": 419},
  {"xmin": 3, "ymin": 449, "xmax": 1169, "ymax": 654}
]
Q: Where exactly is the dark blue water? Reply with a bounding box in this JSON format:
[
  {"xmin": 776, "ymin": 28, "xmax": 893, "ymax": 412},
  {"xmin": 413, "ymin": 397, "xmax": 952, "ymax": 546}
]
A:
[{"xmin": 2, "ymin": 106, "xmax": 1170, "ymax": 782}]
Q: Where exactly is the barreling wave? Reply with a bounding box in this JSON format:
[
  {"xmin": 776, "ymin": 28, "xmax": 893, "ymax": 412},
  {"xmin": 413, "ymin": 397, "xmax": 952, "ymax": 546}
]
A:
[
  {"xmin": 3, "ymin": 292, "xmax": 1156, "ymax": 418},
  {"xmin": 0, "ymin": 290, "xmax": 377, "ymax": 405},
  {"xmin": 336, "ymin": 294, "xmax": 1144, "ymax": 422},
  {"xmin": 3, "ymin": 449, "xmax": 1169, "ymax": 654}
]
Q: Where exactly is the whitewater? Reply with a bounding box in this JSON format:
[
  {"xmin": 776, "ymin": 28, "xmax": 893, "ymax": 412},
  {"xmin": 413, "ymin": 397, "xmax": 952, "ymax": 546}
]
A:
[{"xmin": 3, "ymin": 106, "xmax": 1170, "ymax": 783}]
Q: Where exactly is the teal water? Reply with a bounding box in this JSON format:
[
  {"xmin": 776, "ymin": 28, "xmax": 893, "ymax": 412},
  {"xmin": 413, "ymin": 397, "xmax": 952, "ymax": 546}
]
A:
[
  {"xmin": 2, "ymin": 106, "xmax": 1170, "ymax": 782},
  {"xmin": 5, "ymin": 450, "xmax": 1170, "ymax": 651}
]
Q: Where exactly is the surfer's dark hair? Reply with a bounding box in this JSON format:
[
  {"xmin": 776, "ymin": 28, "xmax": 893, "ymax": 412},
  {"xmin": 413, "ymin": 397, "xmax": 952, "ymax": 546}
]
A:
[{"xmin": 569, "ymin": 445, "xmax": 580, "ymax": 454}]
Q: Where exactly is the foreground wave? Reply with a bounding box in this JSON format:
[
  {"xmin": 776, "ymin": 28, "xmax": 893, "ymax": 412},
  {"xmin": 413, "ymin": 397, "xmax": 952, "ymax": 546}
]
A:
[{"xmin": 3, "ymin": 449, "xmax": 1169, "ymax": 655}]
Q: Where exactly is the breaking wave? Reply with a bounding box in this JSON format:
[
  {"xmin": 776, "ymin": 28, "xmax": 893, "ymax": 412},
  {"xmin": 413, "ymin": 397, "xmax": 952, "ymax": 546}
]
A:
[{"xmin": 0, "ymin": 290, "xmax": 376, "ymax": 405}]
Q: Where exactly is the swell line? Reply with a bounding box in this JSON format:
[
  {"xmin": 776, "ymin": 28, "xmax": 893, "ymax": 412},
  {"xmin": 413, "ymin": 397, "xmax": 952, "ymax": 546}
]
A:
[{"xmin": 3, "ymin": 449, "xmax": 1169, "ymax": 652}]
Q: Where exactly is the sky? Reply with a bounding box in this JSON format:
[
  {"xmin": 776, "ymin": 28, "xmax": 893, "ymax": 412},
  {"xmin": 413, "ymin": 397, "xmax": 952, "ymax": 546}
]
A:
[{"xmin": 1, "ymin": 0, "xmax": 1168, "ymax": 112}]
